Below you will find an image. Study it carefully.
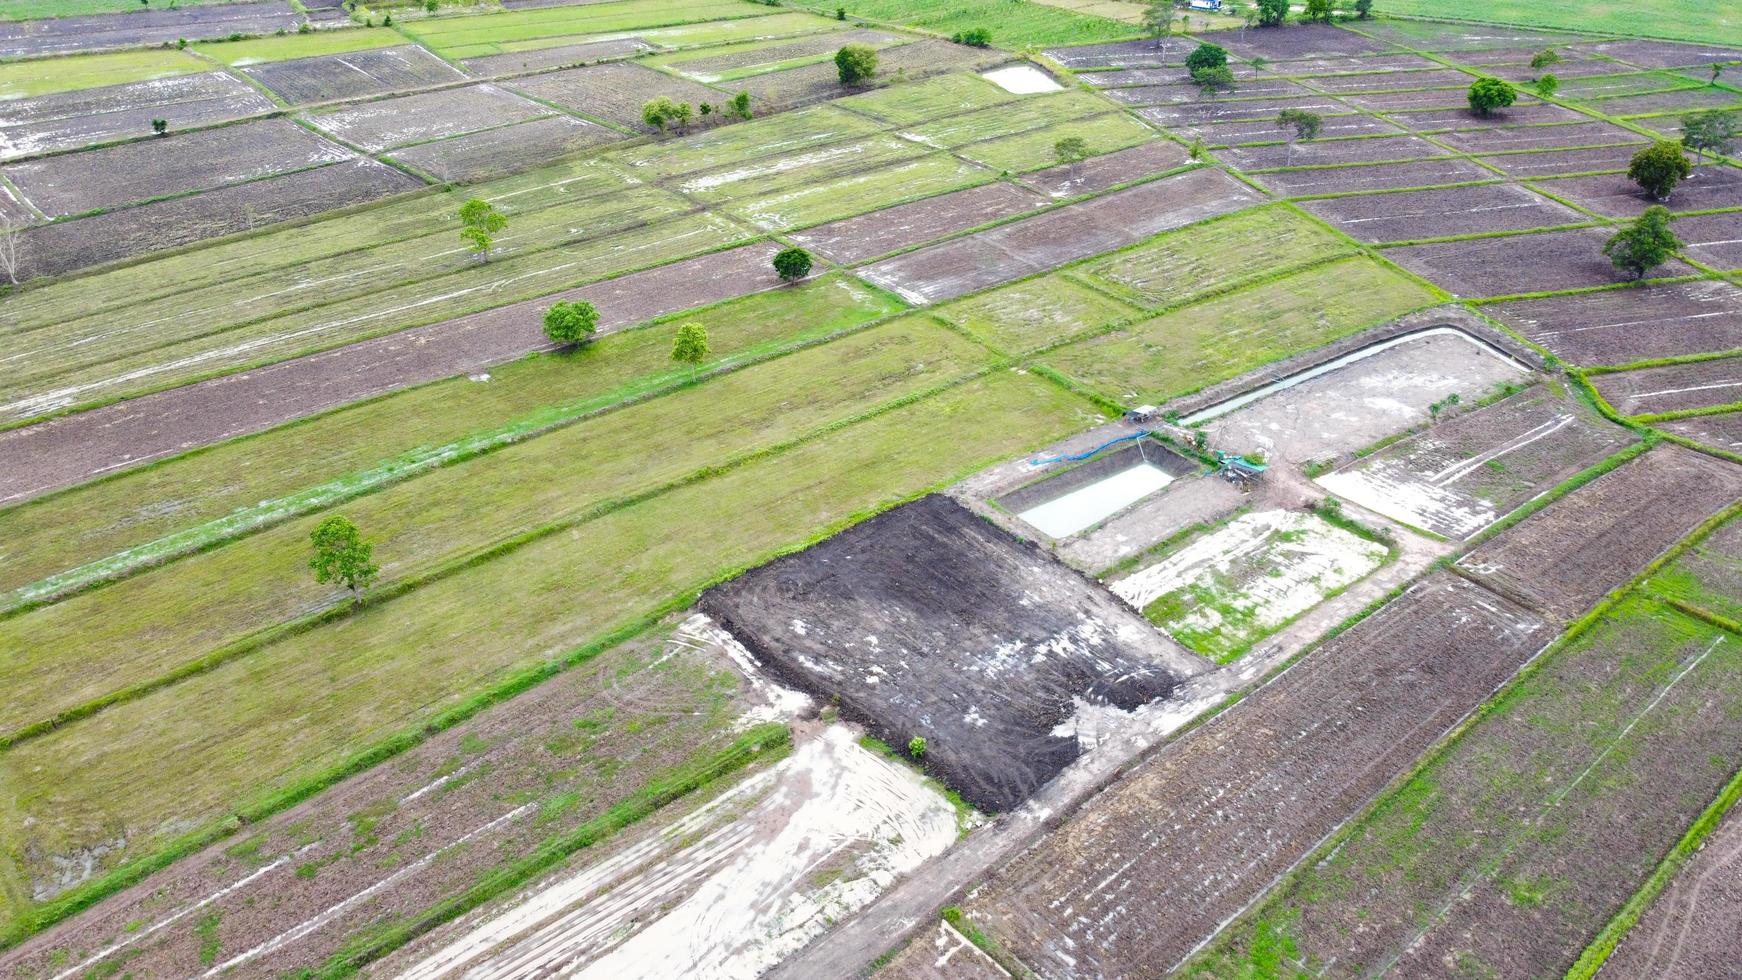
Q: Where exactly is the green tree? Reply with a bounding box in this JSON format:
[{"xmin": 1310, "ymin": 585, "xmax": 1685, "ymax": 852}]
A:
[
  {"xmin": 1054, "ymin": 135, "xmax": 1089, "ymax": 176},
  {"xmin": 1256, "ymin": 0, "xmax": 1287, "ymax": 26},
  {"xmin": 1353, "ymin": 0, "xmax": 1372, "ymax": 19},
  {"xmin": 951, "ymin": 27, "xmax": 991, "ymax": 46},
  {"xmin": 1276, "ymin": 107, "xmax": 1321, "ymax": 164},
  {"xmin": 835, "ymin": 43, "xmax": 878, "ymax": 86},
  {"xmin": 309, "ymin": 515, "xmax": 379, "ymax": 602},
  {"xmin": 1628, "ymin": 140, "xmax": 1692, "ymax": 200},
  {"xmin": 1534, "ymin": 72, "xmax": 1558, "ymax": 98},
  {"xmin": 458, "ymin": 198, "xmax": 507, "ymax": 260},
  {"xmin": 1466, "ymin": 77, "xmax": 1516, "ymax": 117},
  {"xmin": 642, "ymin": 96, "xmax": 678, "ymax": 131},
  {"xmin": 773, "ymin": 246, "xmax": 812, "ymax": 282},
  {"xmin": 1142, "ymin": 1, "xmax": 1176, "ymax": 47},
  {"xmin": 671, "ymin": 321, "xmax": 710, "ymax": 375},
  {"xmin": 1193, "ymin": 64, "xmax": 1236, "ymax": 91},
  {"xmin": 1681, "ymin": 110, "xmax": 1739, "ymax": 166},
  {"xmin": 542, "ymin": 299, "xmax": 599, "ymax": 347},
  {"xmin": 1529, "ymin": 47, "xmax": 1561, "ymax": 70},
  {"xmin": 151, "ymin": 118, "xmax": 168, "ymax": 134},
  {"xmin": 1602, "ymin": 205, "xmax": 1681, "ymax": 280},
  {"xmin": 1301, "ymin": 0, "xmax": 1332, "ymax": 23},
  {"xmin": 1185, "ymin": 42, "xmax": 1228, "ymax": 75},
  {"xmin": 730, "ymin": 90, "xmax": 753, "ymax": 120}
]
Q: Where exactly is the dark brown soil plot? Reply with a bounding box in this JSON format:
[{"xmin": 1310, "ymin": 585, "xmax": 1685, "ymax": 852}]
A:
[
  {"xmin": 0, "ymin": 182, "xmax": 34, "ymax": 223},
  {"xmin": 1184, "ymin": 112, "xmax": 1402, "ymax": 146},
  {"xmin": 1216, "ymin": 22, "xmax": 1401, "ymax": 60},
  {"xmin": 1344, "ymin": 87, "xmax": 1539, "ymax": 112},
  {"xmin": 0, "ymin": 242, "xmax": 787, "ymax": 503},
  {"xmin": 789, "ymin": 181, "xmax": 1044, "ymax": 264},
  {"xmin": 1662, "ymin": 409, "xmax": 1742, "ymax": 452},
  {"xmin": 462, "ymin": 37, "xmax": 653, "ymax": 76},
  {"xmin": 966, "ymin": 571, "xmax": 1549, "ymax": 977},
  {"xmin": 1532, "ymin": 165, "xmax": 1742, "ymax": 216},
  {"xmin": 717, "ymin": 40, "xmax": 994, "ymax": 111},
  {"xmin": 1218, "ymin": 132, "xmax": 1449, "ymax": 170},
  {"xmin": 1303, "ymin": 182, "xmax": 1584, "ymax": 243},
  {"xmin": 0, "ymin": 72, "xmax": 273, "ymax": 159},
  {"xmin": 1392, "ymin": 101, "xmax": 1589, "ymax": 130},
  {"xmin": 1676, "ymin": 210, "xmax": 1742, "ymax": 269},
  {"xmin": 308, "ymin": 83, "xmax": 551, "ymax": 152},
  {"xmin": 511, "ymin": 62, "xmax": 727, "ymax": 130},
  {"xmin": 1477, "ymin": 142, "xmax": 1646, "ymax": 177},
  {"xmin": 1079, "ymin": 62, "xmax": 1274, "ymax": 88},
  {"xmin": 1594, "ymin": 355, "xmax": 1742, "ymax": 416},
  {"xmin": 243, "ymin": 44, "xmax": 466, "ymax": 105},
  {"xmin": 1250, "ymin": 157, "xmax": 1495, "ymax": 196},
  {"xmin": 15, "ymin": 157, "xmax": 420, "ymax": 280},
  {"xmin": 390, "ymin": 114, "xmax": 622, "ymax": 182},
  {"xmin": 1018, "ymin": 140, "xmax": 1189, "ymax": 197},
  {"xmin": 1476, "ymin": 57, "xmax": 1633, "ymax": 81},
  {"xmin": 1459, "ymin": 446, "xmax": 1742, "ymax": 621},
  {"xmin": 1605, "ymin": 804, "xmax": 1742, "ymax": 979},
  {"xmin": 1580, "ymin": 38, "xmax": 1742, "ymax": 69},
  {"xmin": 1135, "ymin": 93, "xmax": 1351, "ymax": 127},
  {"xmin": 1303, "ymin": 67, "xmax": 1474, "ymax": 93},
  {"xmin": 1268, "ymin": 52, "xmax": 1441, "ymax": 74},
  {"xmin": 1044, "ymin": 40, "xmax": 1181, "ymax": 69},
  {"xmin": 699, "ymin": 495, "xmax": 1207, "ymax": 813},
  {"xmin": 1585, "ymin": 87, "xmax": 1742, "ymax": 116},
  {"xmin": 1102, "ymin": 78, "xmax": 1317, "ymax": 105},
  {"xmin": 857, "ymin": 166, "xmax": 1260, "ymax": 304},
  {"xmin": 1387, "ymin": 227, "xmax": 1693, "ymax": 298},
  {"xmin": 0, "ymin": 630, "xmax": 750, "ymax": 979},
  {"xmin": 1431, "ymin": 119, "xmax": 1648, "ymax": 153},
  {"xmin": 1487, "ymin": 279, "xmax": 1742, "ymax": 365},
  {"xmin": 0, "ymin": 1, "xmax": 299, "ymax": 57},
  {"xmin": 2, "ymin": 118, "xmax": 350, "ymax": 217}
]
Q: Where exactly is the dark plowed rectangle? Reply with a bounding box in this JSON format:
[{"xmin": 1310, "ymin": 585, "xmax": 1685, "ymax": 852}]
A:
[
  {"xmin": 1531, "ymin": 165, "xmax": 1742, "ymax": 216},
  {"xmin": 390, "ymin": 114, "xmax": 621, "ymax": 182},
  {"xmin": 1432, "ymin": 119, "xmax": 1647, "ymax": 153},
  {"xmin": 0, "ymin": 72, "xmax": 273, "ymax": 159},
  {"xmin": 1387, "ymin": 227, "xmax": 1694, "ymax": 297},
  {"xmin": 790, "ymin": 181, "xmax": 1045, "ymax": 264},
  {"xmin": 1593, "ymin": 355, "xmax": 1742, "ymax": 416},
  {"xmin": 307, "ymin": 83, "xmax": 551, "ymax": 151},
  {"xmin": 1252, "ymin": 157, "xmax": 1494, "ymax": 196},
  {"xmin": 1487, "ymin": 279, "xmax": 1742, "ymax": 365},
  {"xmin": 0, "ymin": 1, "xmax": 299, "ymax": 57},
  {"xmin": 1218, "ymin": 132, "xmax": 1450, "ymax": 169},
  {"xmin": 1477, "ymin": 143, "xmax": 1646, "ymax": 177},
  {"xmin": 243, "ymin": 44, "xmax": 465, "ymax": 105},
  {"xmin": 1303, "ymin": 181, "xmax": 1583, "ymax": 242}
]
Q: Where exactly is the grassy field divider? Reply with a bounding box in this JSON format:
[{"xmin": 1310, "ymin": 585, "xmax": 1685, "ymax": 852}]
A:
[
  {"xmin": 314, "ymin": 722, "xmax": 792, "ymax": 976},
  {"xmin": 1632, "ymin": 398, "xmax": 1742, "ymax": 424},
  {"xmin": 1461, "ymin": 436, "xmax": 1654, "ymax": 550},
  {"xmin": 5, "ymin": 368, "xmax": 1108, "ymax": 948},
  {"xmin": 0, "ymin": 361, "xmax": 1013, "ymax": 749},
  {"xmin": 0, "ymin": 310, "xmax": 897, "ymax": 617},
  {"xmin": 1582, "ymin": 347, "xmax": 1742, "ymax": 375}
]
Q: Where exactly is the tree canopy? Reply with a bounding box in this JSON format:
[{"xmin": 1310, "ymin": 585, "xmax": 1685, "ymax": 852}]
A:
[
  {"xmin": 672, "ymin": 321, "xmax": 711, "ymax": 372},
  {"xmin": 1682, "ymin": 110, "xmax": 1739, "ymax": 165},
  {"xmin": 773, "ymin": 246, "xmax": 813, "ymax": 282},
  {"xmin": 1602, "ymin": 205, "xmax": 1681, "ymax": 280},
  {"xmin": 836, "ymin": 44, "xmax": 878, "ymax": 86},
  {"xmin": 1185, "ymin": 42, "xmax": 1228, "ymax": 75},
  {"xmin": 542, "ymin": 299, "xmax": 599, "ymax": 347},
  {"xmin": 1256, "ymin": 0, "xmax": 1288, "ymax": 26},
  {"xmin": 309, "ymin": 515, "xmax": 379, "ymax": 600},
  {"xmin": 1466, "ymin": 77, "xmax": 1516, "ymax": 117},
  {"xmin": 1628, "ymin": 141, "xmax": 1692, "ymax": 200}
]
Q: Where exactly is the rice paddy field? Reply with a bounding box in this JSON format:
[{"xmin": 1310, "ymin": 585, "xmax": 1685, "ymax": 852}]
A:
[{"xmin": 4, "ymin": 2, "xmax": 1742, "ymax": 977}]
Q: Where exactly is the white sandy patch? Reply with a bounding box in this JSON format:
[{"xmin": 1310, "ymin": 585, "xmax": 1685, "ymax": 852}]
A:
[
  {"xmin": 1113, "ymin": 510, "xmax": 1388, "ymax": 642},
  {"xmin": 982, "ymin": 65, "xmax": 1064, "ymax": 94},
  {"xmin": 680, "ymin": 141, "xmax": 871, "ymax": 195},
  {"xmin": 393, "ymin": 726, "xmax": 956, "ymax": 980},
  {"xmin": 671, "ymin": 613, "xmax": 812, "ymax": 726},
  {"xmin": 1018, "ymin": 463, "xmax": 1174, "ymax": 538}
]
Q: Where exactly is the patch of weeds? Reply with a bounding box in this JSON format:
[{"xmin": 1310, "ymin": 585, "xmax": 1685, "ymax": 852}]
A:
[
  {"xmin": 1302, "ymin": 457, "xmax": 1337, "ymax": 479},
  {"xmin": 538, "ymin": 790, "xmax": 586, "ymax": 825},
  {"xmin": 348, "ymin": 799, "xmax": 398, "ymax": 853},
  {"xmin": 294, "ymin": 852, "xmax": 341, "ymax": 881},
  {"xmin": 391, "ymin": 820, "xmax": 425, "ymax": 849},
  {"xmin": 223, "ymin": 832, "xmax": 269, "ymax": 865},
  {"xmin": 195, "ymin": 911, "xmax": 222, "ymax": 966},
  {"xmin": 458, "ymin": 732, "xmax": 490, "ymax": 755}
]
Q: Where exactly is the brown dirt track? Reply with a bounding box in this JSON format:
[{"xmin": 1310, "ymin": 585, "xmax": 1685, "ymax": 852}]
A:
[
  {"xmin": 1605, "ymin": 805, "xmax": 1742, "ymax": 980},
  {"xmin": 1302, "ymin": 181, "xmax": 1584, "ymax": 243},
  {"xmin": 1485, "ymin": 280, "xmax": 1742, "ymax": 366},
  {"xmin": 965, "ymin": 571, "xmax": 1548, "ymax": 977},
  {"xmin": 790, "ymin": 181, "xmax": 1045, "ymax": 264},
  {"xmin": 1593, "ymin": 355, "xmax": 1742, "ymax": 416},
  {"xmin": 1458, "ymin": 445, "xmax": 1742, "ymax": 622},
  {"xmin": 0, "ymin": 242, "xmax": 789, "ymax": 505}
]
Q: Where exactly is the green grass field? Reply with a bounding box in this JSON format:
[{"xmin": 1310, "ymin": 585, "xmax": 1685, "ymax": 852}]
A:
[
  {"xmin": 0, "ymin": 0, "xmax": 227, "ymax": 18},
  {"xmin": 790, "ymin": 0, "xmax": 1136, "ymax": 48},
  {"xmin": 0, "ymin": 48, "xmax": 205, "ymax": 98},
  {"xmin": 403, "ymin": 0, "xmax": 778, "ymax": 57},
  {"xmin": 1373, "ymin": 1, "xmax": 1742, "ymax": 47}
]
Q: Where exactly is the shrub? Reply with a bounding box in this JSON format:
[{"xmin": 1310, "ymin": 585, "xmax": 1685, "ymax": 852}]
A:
[
  {"xmin": 1256, "ymin": 0, "xmax": 1288, "ymax": 26},
  {"xmin": 1354, "ymin": 0, "xmax": 1372, "ymax": 18},
  {"xmin": 773, "ymin": 246, "xmax": 812, "ymax": 282},
  {"xmin": 836, "ymin": 43, "xmax": 878, "ymax": 86},
  {"xmin": 1301, "ymin": 0, "xmax": 1332, "ymax": 23},
  {"xmin": 1466, "ymin": 76, "xmax": 1516, "ymax": 117},
  {"xmin": 151, "ymin": 118, "xmax": 168, "ymax": 134},
  {"xmin": 730, "ymin": 90, "xmax": 753, "ymax": 120},
  {"xmin": 1529, "ymin": 47, "xmax": 1561, "ymax": 69},
  {"xmin": 1628, "ymin": 140, "xmax": 1692, "ymax": 201},
  {"xmin": 542, "ymin": 300, "xmax": 599, "ymax": 347},
  {"xmin": 1535, "ymin": 73, "xmax": 1558, "ymax": 97},
  {"xmin": 908, "ymin": 736, "xmax": 927, "ymax": 758},
  {"xmin": 952, "ymin": 27, "xmax": 992, "ymax": 47}
]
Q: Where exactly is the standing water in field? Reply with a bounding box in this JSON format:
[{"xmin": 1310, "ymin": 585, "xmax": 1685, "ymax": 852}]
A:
[
  {"xmin": 1017, "ymin": 462, "xmax": 1174, "ymax": 538},
  {"xmin": 981, "ymin": 64, "xmax": 1064, "ymax": 94}
]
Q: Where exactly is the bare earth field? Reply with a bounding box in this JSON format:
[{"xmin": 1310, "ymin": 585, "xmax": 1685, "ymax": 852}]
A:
[
  {"xmin": 1250, "ymin": 157, "xmax": 1495, "ymax": 196},
  {"xmin": 1478, "ymin": 143, "xmax": 1646, "ymax": 177},
  {"xmin": 1134, "ymin": 94, "xmax": 1352, "ymax": 129},
  {"xmin": 1606, "ymin": 805, "xmax": 1742, "ymax": 979},
  {"xmin": 1388, "ymin": 227, "xmax": 1694, "ymax": 297},
  {"xmin": 461, "ymin": 37, "xmax": 653, "ymax": 77},
  {"xmin": 1394, "ymin": 102, "xmax": 1589, "ymax": 130},
  {"xmin": 0, "ymin": 72, "xmax": 274, "ymax": 159},
  {"xmin": 390, "ymin": 115, "xmax": 623, "ymax": 182},
  {"xmin": 1676, "ymin": 210, "xmax": 1742, "ymax": 269},
  {"xmin": 307, "ymin": 84, "xmax": 553, "ymax": 152},
  {"xmin": 1593, "ymin": 355, "xmax": 1742, "ymax": 416},
  {"xmin": 16, "ymin": 157, "xmax": 421, "ymax": 279},
  {"xmin": 1302, "ymin": 67, "xmax": 1473, "ymax": 92},
  {"xmin": 858, "ymin": 166, "xmax": 1260, "ymax": 303},
  {"xmin": 512, "ymin": 62, "xmax": 732, "ymax": 130},
  {"xmin": 1216, "ymin": 132, "xmax": 1450, "ymax": 170},
  {"xmin": 1533, "ymin": 165, "xmax": 1742, "ymax": 217},
  {"xmin": 701, "ymin": 495, "xmax": 1208, "ymax": 812},
  {"xmin": 1219, "ymin": 21, "xmax": 1400, "ymax": 59},
  {"xmin": 0, "ymin": 1, "xmax": 299, "ymax": 57},
  {"xmin": 241, "ymin": 44, "xmax": 466, "ymax": 105},
  {"xmin": 1302, "ymin": 181, "xmax": 1584, "ymax": 242},
  {"xmin": 1, "ymin": 118, "xmax": 352, "ymax": 217},
  {"xmin": 1043, "ymin": 40, "xmax": 1181, "ymax": 69},
  {"xmin": 1317, "ymin": 385, "xmax": 1633, "ymax": 538},
  {"xmin": 1190, "ymin": 112, "xmax": 1402, "ymax": 146},
  {"xmin": 0, "ymin": 242, "xmax": 789, "ymax": 504},
  {"xmin": 1458, "ymin": 445, "xmax": 1742, "ymax": 621},
  {"xmin": 790, "ymin": 181, "xmax": 1044, "ymax": 264},
  {"xmin": 1662, "ymin": 410, "xmax": 1742, "ymax": 452},
  {"xmin": 1579, "ymin": 38, "xmax": 1742, "ymax": 68},
  {"xmin": 966, "ymin": 571, "xmax": 1548, "ymax": 977},
  {"xmin": 1017, "ymin": 140, "xmax": 1188, "ymax": 198},
  {"xmin": 1486, "ymin": 279, "xmax": 1742, "ymax": 365},
  {"xmin": 1430, "ymin": 118, "xmax": 1648, "ymax": 153}
]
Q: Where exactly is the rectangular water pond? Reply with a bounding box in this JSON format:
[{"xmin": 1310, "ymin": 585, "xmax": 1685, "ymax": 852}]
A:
[{"xmin": 1001, "ymin": 438, "xmax": 1196, "ymax": 539}]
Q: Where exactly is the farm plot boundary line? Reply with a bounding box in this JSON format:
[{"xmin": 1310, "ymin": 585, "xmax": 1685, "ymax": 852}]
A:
[{"xmin": 1, "ymin": 367, "xmax": 1103, "ymax": 950}]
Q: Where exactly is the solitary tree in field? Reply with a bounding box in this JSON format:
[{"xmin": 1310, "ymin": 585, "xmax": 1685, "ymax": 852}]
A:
[
  {"xmin": 1256, "ymin": 0, "xmax": 1288, "ymax": 27},
  {"xmin": 1301, "ymin": 0, "xmax": 1333, "ymax": 24},
  {"xmin": 836, "ymin": 43, "xmax": 878, "ymax": 87},
  {"xmin": 1603, "ymin": 205, "xmax": 1681, "ymax": 280},
  {"xmin": 1529, "ymin": 47, "xmax": 1561, "ymax": 70},
  {"xmin": 151, "ymin": 118, "xmax": 168, "ymax": 135},
  {"xmin": 773, "ymin": 246, "xmax": 812, "ymax": 282},
  {"xmin": 1142, "ymin": 0, "xmax": 1176, "ymax": 52},
  {"xmin": 672, "ymin": 321, "xmax": 710, "ymax": 376},
  {"xmin": 1054, "ymin": 135, "xmax": 1089, "ymax": 177},
  {"xmin": 1628, "ymin": 140, "xmax": 1692, "ymax": 201},
  {"xmin": 543, "ymin": 299, "xmax": 599, "ymax": 348},
  {"xmin": 309, "ymin": 515, "xmax": 379, "ymax": 602},
  {"xmin": 730, "ymin": 90, "xmax": 753, "ymax": 120},
  {"xmin": 458, "ymin": 198, "xmax": 507, "ymax": 260},
  {"xmin": 1277, "ymin": 107, "xmax": 1322, "ymax": 164},
  {"xmin": 1681, "ymin": 110, "xmax": 1739, "ymax": 167},
  {"xmin": 1466, "ymin": 77, "xmax": 1516, "ymax": 117},
  {"xmin": 1186, "ymin": 41, "xmax": 1228, "ymax": 76},
  {"xmin": 1353, "ymin": 0, "xmax": 1373, "ymax": 19},
  {"xmin": 1534, "ymin": 73, "xmax": 1558, "ymax": 98}
]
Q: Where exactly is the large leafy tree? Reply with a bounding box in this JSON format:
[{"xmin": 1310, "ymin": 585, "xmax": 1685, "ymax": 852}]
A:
[
  {"xmin": 309, "ymin": 515, "xmax": 379, "ymax": 602},
  {"xmin": 1628, "ymin": 141, "xmax": 1693, "ymax": 201},
  {"xmin": 1466, "ymin": 77, "xmax": 1516, "ymax": 117},
  {"xmin": 1603, "ymin": 205, "xmax": 1682, "ymax": 280}
]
